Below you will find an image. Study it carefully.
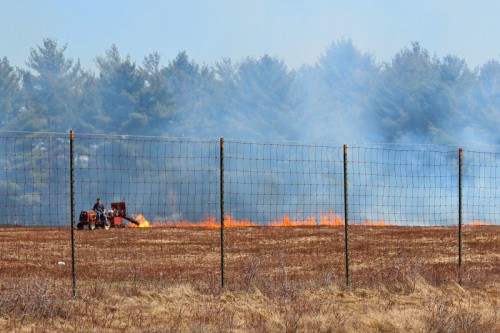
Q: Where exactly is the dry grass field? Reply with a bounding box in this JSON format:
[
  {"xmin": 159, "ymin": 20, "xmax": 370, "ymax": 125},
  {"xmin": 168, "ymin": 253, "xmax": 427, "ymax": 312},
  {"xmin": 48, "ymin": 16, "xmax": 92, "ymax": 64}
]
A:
[{"xmin": 0, "ymin": 225, "xmax": 499, "ymax": 332}]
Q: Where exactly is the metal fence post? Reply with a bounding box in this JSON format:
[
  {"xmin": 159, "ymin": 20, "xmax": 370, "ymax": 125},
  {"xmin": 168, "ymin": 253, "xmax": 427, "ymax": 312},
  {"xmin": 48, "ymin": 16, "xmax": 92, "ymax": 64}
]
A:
[
  {"xmin": 220, "ymin": 138, "xmax": 225, "ymax": 288},
  {"xmin": 70, "ymin": 130, "xmax": 77, "ymax": 299},
  {"xmin": 458, "ymin": 148, "xmax": 463, "ymax": 284},
  {"xmin": 343, "ymin": 144, "xmax": 350, "ymax": 287}
]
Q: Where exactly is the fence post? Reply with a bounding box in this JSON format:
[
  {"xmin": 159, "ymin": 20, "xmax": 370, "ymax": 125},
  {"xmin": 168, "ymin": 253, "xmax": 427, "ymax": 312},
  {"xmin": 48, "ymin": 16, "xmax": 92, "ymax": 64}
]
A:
[
  {"xmin": 70, "ymin": 130, "xmax": 77, "ymax": 299},
  {"xmin": 458, "ymin": 148, "xmax": 463, "ymax": 284},
  {"xmin": 343, "ymin": 144, "xmax": 350, "ymax": 287},
  {"xmin": 220, "ymin": 138, "xmax": 225, "ymax": 288}
]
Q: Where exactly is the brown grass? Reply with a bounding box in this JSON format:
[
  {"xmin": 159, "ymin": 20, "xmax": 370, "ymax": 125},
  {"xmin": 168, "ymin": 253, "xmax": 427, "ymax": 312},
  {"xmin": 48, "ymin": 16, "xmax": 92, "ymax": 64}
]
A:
[{"xmin": 0, "ymin": 225, "xmax": 498, "ymax": 332}]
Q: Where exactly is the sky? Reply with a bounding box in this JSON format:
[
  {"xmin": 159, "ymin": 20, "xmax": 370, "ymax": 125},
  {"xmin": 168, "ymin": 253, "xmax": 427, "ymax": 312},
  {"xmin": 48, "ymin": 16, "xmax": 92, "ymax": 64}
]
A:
[{"xmin": 1, "ymin": 0, "xmax": 499, "ymax": 72}]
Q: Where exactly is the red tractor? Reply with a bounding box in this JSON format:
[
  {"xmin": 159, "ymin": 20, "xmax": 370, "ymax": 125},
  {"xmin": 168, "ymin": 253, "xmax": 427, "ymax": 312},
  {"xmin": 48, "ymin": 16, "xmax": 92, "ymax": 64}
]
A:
[{"xmin": 77, "ymin": 201, "xmax": 140, "ymax": 230}]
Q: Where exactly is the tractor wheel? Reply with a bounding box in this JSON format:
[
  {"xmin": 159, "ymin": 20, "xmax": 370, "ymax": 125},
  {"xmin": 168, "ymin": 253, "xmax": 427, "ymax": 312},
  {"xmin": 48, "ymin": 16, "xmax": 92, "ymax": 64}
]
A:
[
  {"xmin": 89, "ymin": 222, "xmax": 96, "ymax": 230},
  {"xmin": 77, "ymin": 222, "xmax": 84, "ymax": 230}
]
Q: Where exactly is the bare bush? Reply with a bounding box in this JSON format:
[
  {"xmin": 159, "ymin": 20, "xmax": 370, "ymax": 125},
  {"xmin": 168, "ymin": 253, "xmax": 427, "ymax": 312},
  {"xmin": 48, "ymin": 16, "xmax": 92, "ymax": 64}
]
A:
[
  {"xmin": 0, "ymin": 278, "xmax": 71, "ymax": 320},
  {"xmin": 422, "ymin": 296, "xmax": 499, "ymax": 333}
]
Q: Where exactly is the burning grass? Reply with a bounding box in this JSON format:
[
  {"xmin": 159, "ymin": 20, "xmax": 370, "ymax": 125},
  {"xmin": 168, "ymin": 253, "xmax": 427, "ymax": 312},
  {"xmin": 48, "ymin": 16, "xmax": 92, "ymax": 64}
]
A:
[
  {"xmin": 0, "ymin": 225, "xmax": 498, "ymax": 332},
  {"xmin": 128, "ymin": 211, "xmax": 391, "ymax": 228}
]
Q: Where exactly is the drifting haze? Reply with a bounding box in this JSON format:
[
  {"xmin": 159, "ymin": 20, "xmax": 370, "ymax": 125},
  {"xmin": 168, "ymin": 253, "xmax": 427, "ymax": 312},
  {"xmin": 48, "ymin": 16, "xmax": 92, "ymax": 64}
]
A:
[
  {"xmin": 1, "ymin": 38, "xmax": 499, "ymax": 146},
  {"xmin": 1, "ymin": 37, "xmax": 499, "ymax": 228},
  {"xmin": 0, "ymin": 39, "xmax": 500, "ymax": 145}
]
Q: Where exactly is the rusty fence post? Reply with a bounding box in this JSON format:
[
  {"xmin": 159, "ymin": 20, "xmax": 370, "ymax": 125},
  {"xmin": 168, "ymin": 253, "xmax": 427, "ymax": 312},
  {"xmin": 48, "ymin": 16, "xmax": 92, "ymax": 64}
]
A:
[
  {"xmin": 458, "ymin": 148, "xmax": 463, "ymax": 284},
  {"xmin": 343, "ymin": 144, "xmax": 350, "ymax": 287},
  {"xmin": 70, "ymin": 130, "xmax": 77, "ymax": 299},
  {"xmin": 220, "ymin": 138, "xmax": 225, "ymax": 288}
]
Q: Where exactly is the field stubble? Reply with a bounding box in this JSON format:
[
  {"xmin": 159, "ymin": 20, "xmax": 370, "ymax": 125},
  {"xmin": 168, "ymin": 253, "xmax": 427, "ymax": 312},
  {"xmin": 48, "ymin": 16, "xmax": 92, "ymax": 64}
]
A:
[{"xmin": 0, "ymin": 225, "xmax": 499, "ymax": 332}]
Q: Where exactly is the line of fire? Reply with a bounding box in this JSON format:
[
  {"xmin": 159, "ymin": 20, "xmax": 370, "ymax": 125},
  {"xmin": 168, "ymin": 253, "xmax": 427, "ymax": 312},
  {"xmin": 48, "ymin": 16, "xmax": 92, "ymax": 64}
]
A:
[{"xmin": 78, "ymin": 201, "xmax": 493, "ymax": 230}]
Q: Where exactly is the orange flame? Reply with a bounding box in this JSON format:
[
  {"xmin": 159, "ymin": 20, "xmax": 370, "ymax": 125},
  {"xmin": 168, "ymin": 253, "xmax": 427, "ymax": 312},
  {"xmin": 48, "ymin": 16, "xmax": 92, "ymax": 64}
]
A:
[
  {"xmin": 176, "ymin": 215, "xmax": 258, "ymax": 228},
  {"xmin": 468, "ymin": 220, "xmax": 493, "ymax": 226},
  {"xmin": 270, "ymin": 215, "xmax": 317, "ymax": 227},
  {"xmin": 364, "ymin": 219, "xmax": 391, "ymax": 226},
  {"xmin": 266, "ymin": 211, "xmax": 345, "ymax": 227},
  {"xmin": 126, "ymin": 214, "xmax": 497, "ymax": 228},
  {"xmin": 129, "ymin": 214, "xmax": 150, "ymax": 228},
  {"xmin": 127, "ymin": 211, "xmax": 395, "ymax": 228},
  {"xmin": 268, "ymin": 212, "xmax": 391, "ymax": 227},
  {"xmin": 319, "ymin": 211, "xmax": 345, "ymax": 226}
]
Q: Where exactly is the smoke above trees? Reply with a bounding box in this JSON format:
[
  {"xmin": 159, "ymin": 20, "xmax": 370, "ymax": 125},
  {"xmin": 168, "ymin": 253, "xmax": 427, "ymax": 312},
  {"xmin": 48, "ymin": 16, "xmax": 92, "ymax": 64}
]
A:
[
  {"xmin": 1, "ymin": 38, "xmax": 499, "ymax": 145},
  {"xmin": 1, "ymin": 38, "xmax": 499, "ymax": 227}
]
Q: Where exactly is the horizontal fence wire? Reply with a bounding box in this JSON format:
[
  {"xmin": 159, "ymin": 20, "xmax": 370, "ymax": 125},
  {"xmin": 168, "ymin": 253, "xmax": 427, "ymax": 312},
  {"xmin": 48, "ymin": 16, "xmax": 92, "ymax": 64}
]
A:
[
  {"xmin": 73, "ymin": 134, "xmax": 220, "ymax": 227},
  {"xmin": 462, "ymin": 149, "xmax": 500, "ymax": 225},
  {"xmin": 224, "ymin": 140, "xmax": 345, "ymax": 226},
  {"xmin": 0, "ymin": 132, "xmax": 70, "ymax": 226},
  {"xmin": 348, "ymin": 145, "xmax": 458, "ymax": 226},
  {"xmin": 0, "ymin": 133, "xmax": 71, "ymax": 287},
  {"xmin": 0, "ymin": 132, "xmax": 499, "ymax": 292},
  {"xmin": 72, "ymin": 135, "xmax": 221, "ymax": 285},
  {"xmin": 1, "ymin": 133, "xmax": 499, "ymax": 227}
]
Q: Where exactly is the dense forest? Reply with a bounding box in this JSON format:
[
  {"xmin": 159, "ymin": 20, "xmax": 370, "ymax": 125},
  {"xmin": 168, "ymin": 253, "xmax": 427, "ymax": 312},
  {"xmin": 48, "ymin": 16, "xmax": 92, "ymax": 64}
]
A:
[
  {"xmin": 1, "ymin": 38, "xmax": 499, "ymax": 226},
  {"xmin": 1, "ymin": 38, "xmax": 499, "ymax": 145}
]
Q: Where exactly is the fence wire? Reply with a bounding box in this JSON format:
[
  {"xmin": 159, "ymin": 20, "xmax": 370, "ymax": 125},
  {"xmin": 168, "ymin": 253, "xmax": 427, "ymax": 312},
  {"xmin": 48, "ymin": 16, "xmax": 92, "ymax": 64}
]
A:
[
  {"xmin": 348, "ymin": 146, "xmax": 458, "ymax": 226},
  {"xmin": 463, "ymin": 150, "xmax": 500, "ymax": 225},
  {"xmin": 0, "ymin": 133, "xmax": 70, "ymax": 226},
  {"xmin": 0, "ymin": 132, "xmax": 499, "ymax": 292},
  {"xmin": 73, "ymin": 135, "xmax": 220, "ymax": 226},
  {"xmin": 224, "ymin": 140, "xmax": 345, "ymax": 226}
]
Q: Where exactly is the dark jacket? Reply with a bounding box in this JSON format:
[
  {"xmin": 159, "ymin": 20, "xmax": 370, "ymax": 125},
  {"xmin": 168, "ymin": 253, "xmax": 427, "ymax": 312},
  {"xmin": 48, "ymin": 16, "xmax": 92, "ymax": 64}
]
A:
[{"xmin": 93, "ymin": 202, "xmax": 105, "ymax": 213}]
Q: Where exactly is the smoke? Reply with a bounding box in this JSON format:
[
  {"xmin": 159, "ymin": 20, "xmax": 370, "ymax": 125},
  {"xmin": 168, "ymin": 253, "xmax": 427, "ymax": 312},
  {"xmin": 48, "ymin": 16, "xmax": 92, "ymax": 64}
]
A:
[
  {"xmin": 162, "ymin": 40, "xmax": 500, "ymax": 148},
  {"xmin": 1, "ymin": 39, "xmax": 500, "ymax": 227}
]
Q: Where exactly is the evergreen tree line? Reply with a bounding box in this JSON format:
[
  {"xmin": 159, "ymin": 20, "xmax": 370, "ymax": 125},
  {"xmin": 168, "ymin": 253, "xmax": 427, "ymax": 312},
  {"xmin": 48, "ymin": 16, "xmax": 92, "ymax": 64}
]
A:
[
  {"xmin": 1, "ymin": 38, "xmax": 500, "ymax": 145},
  {"xmin": 1, "ymin": 38, "xmax": 499, "ymax": 225}
]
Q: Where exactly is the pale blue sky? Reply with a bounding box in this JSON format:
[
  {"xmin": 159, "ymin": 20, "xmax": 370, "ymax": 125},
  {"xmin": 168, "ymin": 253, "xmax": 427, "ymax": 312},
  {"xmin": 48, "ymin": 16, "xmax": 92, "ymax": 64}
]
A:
[{"xmin": 1, "ymin": 0, "xmax": 499, "ymax": 71}]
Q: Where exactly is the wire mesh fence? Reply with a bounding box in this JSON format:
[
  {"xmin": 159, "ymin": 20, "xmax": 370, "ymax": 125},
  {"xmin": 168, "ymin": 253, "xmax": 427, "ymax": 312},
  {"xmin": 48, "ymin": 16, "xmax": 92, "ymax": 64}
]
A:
[
  {"xmin": 0, "ymin": 132, "xmax": 70, "ymax": 226},
  {"xmin": 73, "ymin": 134, "xmax": 221, "ymax": 226},
  {"xmin": 224, "ymin": 140, "xmax": 345, "ymax": 225},
  {"xmin": 0, "ymin": 132, "xmax": 72, "ymax": 294},
  {"xmin": 463, "ymin": 149, "xmax": 500, "ymax": 225},
  {"xmin": 348, "ymin": 146, "xmax": 459, "ymax": 226},
  {"xmin": 0, "ymin": 131, "xmax": 499, "ymax": 294}
]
